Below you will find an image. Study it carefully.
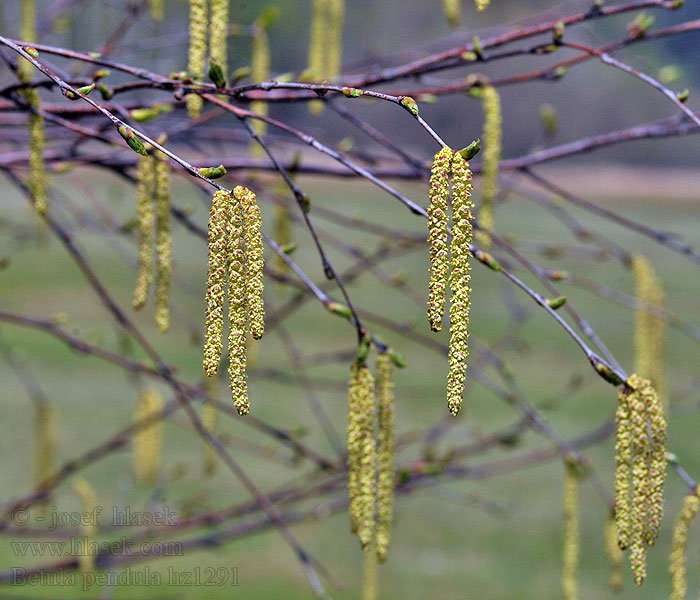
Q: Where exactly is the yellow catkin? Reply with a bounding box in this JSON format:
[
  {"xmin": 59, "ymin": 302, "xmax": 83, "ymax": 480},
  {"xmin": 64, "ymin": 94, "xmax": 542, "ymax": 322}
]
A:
[
  {"xmin": 308, "ymin": 0, "xmax": 326, "ymax": 80},
  {"xmin": 308, "ymin": 0, "xmax": 344, "ymax": 80},
  {"xmin": 640, "ymin": 378, "xmax": 666, "ymax": 545},
  {"xmin": 273, "ymin": 204, "xmax": 291, "ymax": 282},
  {"xmin": 628, "ymin": 379, "xmax": 649, "ymax": 586},
  {"xmin": 604, "ymin": 512, "xmax": 624, "ymax": 591},
  {"xmin": 132, "ymin": 388, "xmax": 164, "ymax": 485},
  {"xmin": 228, "ymin": 193, "xmax": 250, "ymax": 415},
  {"xmin": 326, "ymin": 0, "xmax": 345, "ymax": 80},
  {"xmin": 426, "ymin": 146, "xmax": 453, "ymax": 332},
  {"xmin": 72, "ymin": 479, "xmax": 98, "ymax": 575},
  {"xmin": 154, "ymin": 155, "xmax": 171, "ymax": 333},
  {"xmin": 475, "ymin": 0, "xmax": 491, "ymax": 11},
  {"xmin": 669, "ymin": 492, "xmax": 700, "ymax": 600},
  {"xmin": 446, "ymin": 152, "xmax": 474, "ymax": 417},
  {"xmin": 250, "ymin": 23, "xmax": 270, "ymax": 139},
  {"xmin": 202, "ymin": 376, "xmax": 219, "ymax": 476},
  {"xmin": 631, "ymin": 256, "xmax": 666, "ymax": 407},
  {"xmin": 562, "ymin": 461, "xmax": 579, "ymax": 600},
  {"xmin": 235, "ymin": 186, "xmax": 265, "ymax": 340},
  {"xmin": 362, "ymin": 541, "xmax": 378, "ymax": 600},
  {"xmin": 187, "ymin": 0, "xmax": 208, "ymax": 118},
  {"xmin": 33, "ymin": 402, "xmax": 57, "ymax": 498},
  {"xmin": 133, "ymin": 155, "xmax": 155, "ymax": 309},
  {"xmin": 203, "ymin": 190, "xmax": 232, "ymax": 377},
  {"xmin": 615, "ymin": 385, "xmax": 632, "ymax": 550},
  {"xmin": 19, "ymin": 0, "xmax": 47, "ymax": 216},
  {"xmin": 477, "ymin": 85, "xmax": 502, "ymax": 248},
  {"xmin": 442, "ymin": 0, "xmax": 461, "ymax": 27},
  {"xmin": 375, "ymin": 353, "xmax": 395, "ymax": 563},
  {"xmin": 209, "ymin": 0, "xmax": 229, "ymax": 77},
  {"xmin": 149, "ymin": 0, "xmax": 164, "ymax": 20}
]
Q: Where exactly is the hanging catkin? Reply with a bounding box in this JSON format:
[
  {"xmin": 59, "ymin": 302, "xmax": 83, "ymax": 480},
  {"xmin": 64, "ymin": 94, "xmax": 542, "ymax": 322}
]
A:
[
  {"xmin": 604, "ymin": 512, "xmax": 624, "ymax": 591},
  {"xmin": 631, "ymin": 256, "xmax": 666, "ymax": 407},
  {"xmin": 33, "ymin": 402, "xmax": 57, "ymax": 497},
  {"xmin": 202, "ymin": 376, "xmax": 219, "ymax": 476},
  {"xmin": 307, "ymin": 0, "xmax": 345, "ymax": 80},
  {"xmin": 72, "ymin": 479, "xmax": 98, "ymax": 574},
  {"xmin": 209, "ymin": 0, "xmax": 229, "ymax": 79},
  {"xmin": 236, "ymin": 186, "xmax": 265, "ymax": 340},
  {"xmin": 477, "ymin": 85, "xmax": 501, "ymax": 248},
  {"xmin": 250, "ymin": 21, "xmax": 270, "ymax": 139},
  {"xmin": 475, "ymin": 0, "xmax": 491, "ymax": 11},
  {"xmin": 442, "ymin": 0, "xmax": 461, "ymax": 27},
  {"xmin": 446, "ymin": 152, "xmax": 474, "ymax": 417},
  {"xmin": 133, "ymin": 155, "xmax": 155, "ymax": 309},
  {"xmin": 614, "ymin": 374, "xmax": 666, "ymax": 586},
  {"xmin": 669, "ymin": 491, "xmax": 700, "ymax": 600},
  {"xmin": 375, "ymin": 353, "xmax": 395, "ymax": 563},
  {"xmin": 19, "ymin": 0, "xmax": 47, "ymax": 216},
  {"xmin": 426, "ymin": 146, "xmax": 452, "ymax": 332},
  {"xmin": 187, "ymin": 0, "xmax": 208, "ymax": 118},
  {"xmin": 228, "ymin": 191, "xmax": 250, "ymax": 416},
  {"xmin": 132, "ymin": 387, "xmax": 164, "ymax": 485},
  {"xmin": 203, "ymin": 190, "xmax": 232, "ymax": 377},
  {"xmin": 154, "ymin": 154, "xmax": 172, "ymax": 333},
  {"xmin": 561, "ymin": 461, "xmax": 579, "ymax": 600},
  {"xmin": 149, "ymin": 0, "xmax": 164, "ymax": 20}
]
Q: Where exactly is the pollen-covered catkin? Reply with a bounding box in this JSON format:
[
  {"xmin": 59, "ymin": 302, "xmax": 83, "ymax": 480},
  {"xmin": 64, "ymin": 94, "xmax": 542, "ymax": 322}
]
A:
[
  {"xmin": 669, "ymin": 491, "xmax": 699, "ymax": 600},
  {"xmin": 562, "ymin": 461, "xmax": 579, "ymax": 600},
  {"xmin": 347, "ymin": 362, "xmax": 363, "ymax": 535},
  {"xmin": 478, "ymin": 85, "xmax": 502, "ymax": 247},
  {"xmin": 133, "ymin": 155, "xmax": 155, "ymax": 310},
  {"xmin": 33, "ymin": 402, "xmax": 57, "ymax": 493},
  {"xmin": 250, "ymin": 21, "xmax": 270, "ymax": 139},
  {"xmin": 632, "ymin": 256, "xmax": 666, "ymax": 406},
  {"xmin": 203, "ymin": 190, "xmax": 231, "ymax": 377},
  {"xmin": 641, "ymin": 379, "xmax": 666, "ymax": 545},
  {"xmin": 446, "ymin": 152, "xmax": 474, "ymax": 417},
  {"xmin": 72, "ymin": 479, "xmax": 98, "ymax": 574},
  {"xmin": 154, "ymin": 155, "xmax": 171, "ymax": 333},
  {"xmin": 132, "ymin": 388, "xmax": 164, "ymax": 485},
  {"xmin": 209, "ymin": 0, "xmax": 229, "ymax": 78},
  {"xmin": 426, "ymin": 146, "xmax": 453, "ymax": 332},
  {"xmin": 228, "ymin": 193, "xmax": 250, "ymax": 415},
  {"xmin": 604, "ymin": 512, "xmax": 624, "ymax": 591},
  {"xmin": 235, "ymin": 186, "xmax": 265, "ymax": 340},
  {"xmin": 187, "ymin": 0, "xmax": 208, "ymax": 118},
  {"xmin": 442, "ymin": 0, "xmax": 461, "ymax": 27},
  {"xmin": 375, "ymin": 353, "xmax": 395, "ymax": 563},
  {"xmin": 628, "ymin": 380, "xmax": 649, "ymax": 586},
  {"xmin": 615, "ymin": 385, "xmax": 632, "ymax": 550}
]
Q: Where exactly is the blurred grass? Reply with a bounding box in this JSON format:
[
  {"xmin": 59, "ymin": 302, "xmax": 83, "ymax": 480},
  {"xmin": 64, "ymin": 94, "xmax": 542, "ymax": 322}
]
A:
[{"xmin": 1, "ymin": 167, "xmax": 700, "ymax": 599}]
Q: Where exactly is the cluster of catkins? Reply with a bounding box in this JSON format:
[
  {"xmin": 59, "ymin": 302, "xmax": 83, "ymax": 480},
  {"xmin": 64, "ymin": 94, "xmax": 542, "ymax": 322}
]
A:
[
  {"xmin": 132, "ymin": 146, "xmax": 172, "ymax": 333},
  {"xmin": 614, "ymin": 373, "xmax": 667, "ymax": 585},
  {"xmin": 186, "ymin": 0, "xmax": 230, "ymax": 118},
  {"xmin": 347, "ymin": 345, "xmax": 396, "ymax": 564},
  {"xmin": 426, "ymin": 147, "xmax": 475, "ymax": 416},
  {"xmin": 203, "ymin": 187, "xmax": 264, "ymax": 416}
]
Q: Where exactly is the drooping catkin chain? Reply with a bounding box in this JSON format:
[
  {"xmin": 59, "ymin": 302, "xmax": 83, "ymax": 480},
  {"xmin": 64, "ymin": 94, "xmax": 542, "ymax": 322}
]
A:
[
  {"xmin": 442, "ymin": 0, "xmax": 461, "ymax": 27},
  {"xmin": 561, "ymin": 460, "xmax": 579, "ymax": 600},
  {"xmin": 203, "ymin": 190, "xmax": 232, "ymax": 377},
  {"xmin": 33, "ymin": 402, "xmax": 57, "ymax": 495},
  {"xmin": 228, "ymin": 192, "xmax": 250, "ymax": 416},
  {"xmin": 446, "ymin": 152, "xmax": 474, "ymax": 417},
  {"xmin": 72, "ymin": 479, "xmax": 98, "ymax": 575},
  {"xmin": 236, "ymin": 186, "xmax": 265, "ymax": 340},
  {"xmin": 426, "ymin": 146, "xmax": 453, "ymax": 332},
  {"xmin": 669, "ymin": 490, "xmax": 700, "ymax": 600},
  {"xmin": 154, "ymin": 154, "xmax": 172, "ymax": 333},
  {"xmin": 133, "ymin": 155, "xmax": 155, "ymax": 310},
  {"xmin": 347, "ymin": 361, "xmax": 377, "ymax": 549},
  {"xmin": 187, "ymin": 0, "xmax": 209, "ymax": 118},
  {"xmin": 604, "ymin": 512, "xmax": 624, "ymax": 591},
  {"xmin": 19, "ymin": 0, "xmax": 47, "ymax": 216},
  {"xmin": 631, "ymin": 256, "xmax": 666, "ymax": 407},
  {"xmin": 132, "ymin": 387, "xmax": 164, "ymax": 485},
  {"xmin": 477, "ymin": 85, "xmax": 502, "ymax": 248},
  {"xmin": 250, "ymin": 20, "xmax": 270, "ymax": 139},
  {"xmin": 613, "ymin": 374, "xmax": 666, "ymax": 587},
  {"xmin": 375, "ymin": 353, "xmax": 395, "ymax": 563},
  {"xmin": 209, "ymin": 0, "xmax": 229, "ymax": 79},
  {"xmin": 307, "ymin": 0, "xmax": 345, "ymax": 81}
]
